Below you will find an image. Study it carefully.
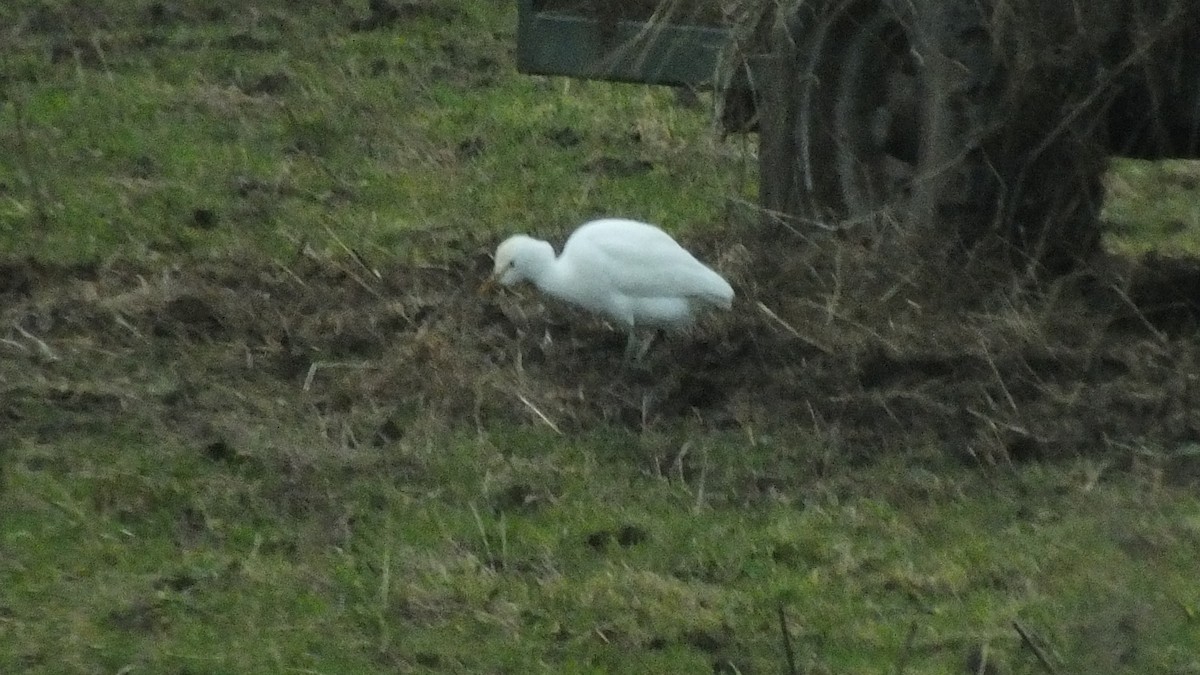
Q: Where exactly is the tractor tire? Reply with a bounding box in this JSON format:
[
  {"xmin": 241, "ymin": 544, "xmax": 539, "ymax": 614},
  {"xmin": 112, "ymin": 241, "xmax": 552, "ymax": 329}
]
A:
[{"xmin": 763, "ymin": 0, "xmax": 1107, "ymax": 276}]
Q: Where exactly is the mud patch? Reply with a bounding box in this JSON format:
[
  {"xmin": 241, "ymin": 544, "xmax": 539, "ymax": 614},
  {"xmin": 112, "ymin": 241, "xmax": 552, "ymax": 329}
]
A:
[{"xmin": 3, "ymin": 239, "xmax": 1200, "ymax": 466}]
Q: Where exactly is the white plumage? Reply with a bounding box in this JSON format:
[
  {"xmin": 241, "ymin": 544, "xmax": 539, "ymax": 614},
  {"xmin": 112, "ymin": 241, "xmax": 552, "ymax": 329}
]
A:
[{"xmin": 491, "ymin": 218, "xmax": 733, "ymax": 359}]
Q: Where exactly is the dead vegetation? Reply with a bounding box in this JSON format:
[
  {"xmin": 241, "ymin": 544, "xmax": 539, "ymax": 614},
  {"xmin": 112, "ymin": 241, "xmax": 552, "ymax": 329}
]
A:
[{"xmin": 4, "ymin": 229, "xmax": 1200, "ymax": 472}]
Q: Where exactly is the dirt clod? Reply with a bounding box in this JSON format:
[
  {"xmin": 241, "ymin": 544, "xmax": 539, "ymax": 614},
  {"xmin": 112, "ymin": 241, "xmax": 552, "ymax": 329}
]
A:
[
  {"xmin": 585, "ymin": 530, "xmax": 613, "ymax": 550},
  {"xmin": 157, "ymin": 295, "xmax": 226, "ymax": 339},
  {"xmin": 202, "ymin": 439, "xmax": 237, "ymax": 463},
  {"xmin": 190, "ymin": 208, "xmax": 218, "ymax": 230},
  {"xmin": 616, "ymin": 524, "xmax": 648, "ymax": 547}
]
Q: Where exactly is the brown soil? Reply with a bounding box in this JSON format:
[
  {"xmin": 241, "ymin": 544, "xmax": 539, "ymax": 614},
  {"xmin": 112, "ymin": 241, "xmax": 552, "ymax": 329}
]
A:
[{"xmin": 4, "ymin": 234, "xmax": 1200, "ymax": 469}]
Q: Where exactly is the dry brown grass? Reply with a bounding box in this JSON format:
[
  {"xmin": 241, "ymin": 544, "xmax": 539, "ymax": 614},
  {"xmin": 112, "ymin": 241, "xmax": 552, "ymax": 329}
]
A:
[{"xmin": 5, "ymin": 227, "xmax": 1200, "ymax": 469}]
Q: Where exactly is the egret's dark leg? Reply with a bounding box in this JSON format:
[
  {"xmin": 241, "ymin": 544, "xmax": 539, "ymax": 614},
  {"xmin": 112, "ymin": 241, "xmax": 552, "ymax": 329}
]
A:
[
  {"xmin": 623, "ymin": 330, "xmax": 639, "ymax": 362},
  {"xmin": 634, "ymin": 330, "xmax": 658, "ymax": 362}
]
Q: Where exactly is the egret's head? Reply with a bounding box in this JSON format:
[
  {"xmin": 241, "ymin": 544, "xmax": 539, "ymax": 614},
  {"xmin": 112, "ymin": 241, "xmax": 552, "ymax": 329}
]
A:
[{"xmin": 492, "ymin": 234, "xmax": 554, "ymax": 286}]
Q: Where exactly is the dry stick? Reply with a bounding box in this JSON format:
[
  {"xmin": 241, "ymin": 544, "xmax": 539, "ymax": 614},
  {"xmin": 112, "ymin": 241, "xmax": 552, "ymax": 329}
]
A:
[
  {"xmin": 965, "ymin": 407, "xmax": 1032, "ymax": 436},
  {"xmin": 323, "ymin": 222, "xmax": 382, "ymax": 280},
  {"xmin": 1013, "ymin": 621, "xmax": 1058, "ymax": 674},
  {"xmin": 515, "ymin": 392, "xmax": 563, "ymax": 435},
  {"xmin": 376, "ymin": 538, "xmax": 393, "ymax": 651},
  {"xmin": 673, "ymin": 441, "xmax": 692, "ymax": 489},
  {"xmin": 322, "ymin": 225, "xmax": 386, "ymax": 297},
  {"xmin": 88, "ymin": 34, "xmax": 114, "ymax": 82},
  {"xmin": 299, "ymin": 236, "xmax": 384, "ymax": 300},
  {"xmin": 777, "ymin": 603, "xmax": 798, "ymax": 675},
  {"xmin": 467, "ymin": 502, "xmax": 494, "ymax": 564},
  {"xmin": 692, "ymin": 444, "xmax": 709, "ymax": 513},
  {"xmin": 725, "ymin": 196, "xmax": 839, "ymax": 235},
  {"xmin": 1105, "ymin": 280, "xmax": 1169, "ymax": 345},
  {"xmin": 13, "ymin": 323, "xmax": 59, "ymax": 362},
  {"xmin": 798, "ymin": 298, "xmax": 901, "ymax": 353},
  {"xmin": 0, "ymin": 337, "xmax": 28, "ymax": 354},
  {"xmin": 272, "ymin": 260, "xmax": 309, "ymax": 288},
  {"xmin": 338, "ymin": 262, "xmax": 385, "ymax": 300},
  {"xmin": 977, "ymin": 336, "xmax": 1018, "ymax": 414},
  {"xmin": 113, "ymin": 315, "xmax": 144, "ymax": 340},
  {"xmin": 302, "ymin": 361, "xmax": 371, "ymax": 391},
  {"xmin": 756, "ymin": 301, "xmax": 833, "ymax": 355}
]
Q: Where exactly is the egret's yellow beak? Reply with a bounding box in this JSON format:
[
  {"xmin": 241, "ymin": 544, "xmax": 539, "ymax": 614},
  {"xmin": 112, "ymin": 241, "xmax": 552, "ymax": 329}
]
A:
[{"xmin": 478, "ymin": 274, "xmax": 498, "ymax": 295}]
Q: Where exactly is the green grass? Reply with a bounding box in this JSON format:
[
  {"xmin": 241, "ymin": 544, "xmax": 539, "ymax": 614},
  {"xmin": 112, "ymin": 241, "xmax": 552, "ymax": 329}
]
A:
[
  {"xmin": 7, "ymin": 423, "xmax": 1200, "ymax": 673},
  {"xmin": 3, "ymin": 1, "xmax": 1200, "ymax": 673},
  {"xmin": 1104, "ymin": 159, "xmax": 1200, "ymax": 254},
  {"xmin": 0, "ymin": 0, "xmax": 744, "ymax": 263}
]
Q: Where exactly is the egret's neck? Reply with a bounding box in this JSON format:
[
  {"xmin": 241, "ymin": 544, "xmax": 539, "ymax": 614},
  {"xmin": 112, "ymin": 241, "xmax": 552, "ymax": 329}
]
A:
[{"xmin": 530, "ymin": 252, "xmax": 576, "ymax": 302}]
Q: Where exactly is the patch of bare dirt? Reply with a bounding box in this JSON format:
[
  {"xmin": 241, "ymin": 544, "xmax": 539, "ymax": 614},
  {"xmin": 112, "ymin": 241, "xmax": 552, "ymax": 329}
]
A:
[{"xmin": 3, "ymin": 233, "xmax": 1200, "ymax": 468}]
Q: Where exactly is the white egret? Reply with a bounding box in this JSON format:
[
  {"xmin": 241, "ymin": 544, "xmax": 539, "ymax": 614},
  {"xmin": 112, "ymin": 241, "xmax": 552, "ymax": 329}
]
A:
[{"xmin": 489, "ymin": 218, "xmax": 734, "ymax": 360}]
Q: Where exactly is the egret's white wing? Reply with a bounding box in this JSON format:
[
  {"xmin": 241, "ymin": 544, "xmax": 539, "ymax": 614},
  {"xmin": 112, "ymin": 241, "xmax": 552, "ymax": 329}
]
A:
[{"xmin": 564, "ymin": 219, "xmax": 733, "ymax": 307}]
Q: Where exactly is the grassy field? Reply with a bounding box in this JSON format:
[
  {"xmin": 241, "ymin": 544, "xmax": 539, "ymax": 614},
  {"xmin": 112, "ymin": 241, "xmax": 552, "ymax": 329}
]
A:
[
  {"xmin": 0, "ymin": 0, "xmax": 743, "ymax": 262},
  {"xmin": 3, "ymin": 1, "xmax": 1200, "ymax": 673}
]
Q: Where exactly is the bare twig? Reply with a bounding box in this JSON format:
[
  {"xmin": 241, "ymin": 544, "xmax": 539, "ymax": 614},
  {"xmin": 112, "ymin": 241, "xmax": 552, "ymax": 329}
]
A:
[
  {"xmin": 725, "ymin": 196, "xmax": 838, "ymax": 236},
  {"xmin": 376, "ymin": 531, "xmax": 392, "ymax": 650},
  {"xmin": 516, "ymin": 391, "xmax": 562, "ymax": 435},
  {"xmin": 334, "ymin": 260, "xmax": 385, "ymax": 300},
  {"xmin": 670, "ymin": 441, "xmax": 694, "ymax": 490},
  {"xmin": 0, "ymin": 338, "xmax": 29, "ymax": 354},
  {"xmin": 1013, "ymin": 621, "xmax": 1058, "ymax": 674},
  {"xmin": 14, "ymin": 323, "xmax": 59, "ymax": 361},
  {"xmin": 798, "ymin": 298, "xmax": 900, "ymax": 353},
  {"xmin": 272, "ymin": 259, "xmax": 310, "ymax": 288},
  {"xmin": 302, "ymin": 361, "xmax": 372, "ymax": 391},
  {"xmin": 1104, "ymin": 280, "xmax": 1169, "ymax": 345},
  {"xmin": 777, "ymin": 603, "xmax": 798, "ymax": 675},
  {"xmin": 965, "ymin": 407, "xmax": 1036, "ymax": 438},
  {"xmin": 113, "ymin": 315, "xmax": 144, "ymax": 340},
  {"xmin": 977, "ymin": 336, "xmax": 1018, "ymax": 413},
  {"xmin": 757, "ymin": 301, "xmax": 833, "ymax": 355},
  {"xmin": 324, "ymin": 223, "xmax": 382, "ymax": 280},
  {"xmin": 468, "ymin": 502, "xmax": 494, "ymax": 564}
]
